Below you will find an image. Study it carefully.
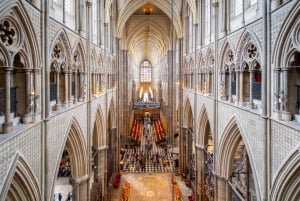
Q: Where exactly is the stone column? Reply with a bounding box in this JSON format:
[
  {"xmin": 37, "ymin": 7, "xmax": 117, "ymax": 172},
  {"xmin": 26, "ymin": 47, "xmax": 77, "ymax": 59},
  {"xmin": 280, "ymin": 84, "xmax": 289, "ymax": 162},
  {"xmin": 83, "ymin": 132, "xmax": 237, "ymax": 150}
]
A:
[
  {"xmin": 79, "ymin": 72, "xmax": 84, "ymax": 101},
  {"xmin": 216, "ymin": 177, "xmax": 227, "ymax": 201},
  {"xmin": 79, "ymin": 179, "xmax": 88, "ymax": 201},
  {"xmin": 2, "ymin": 67, "xmax": 13, "ymax": 133},
  {"xmin": 239, "ymin": 71, "xmax": 244, "ymax": 106},
  {"xmin": 248, "ymin": 70, "xmax": 254, "ymax": 108},
  {"xmin": 55, "ymin": 71, "xmax": 61, "ymax": 110},
  {"xmin": 72, "ymin": 182, "xmax": 80, "ymax": 201},
  {"xmin": 236, "ymin": 71, "xmax": 240, "ymax": 105},
  {"xmin": 281, "ymin": 68, "xmax": 291, "ymax": 120},
  {"xmin": 64, "ymin": 71, "xmax": 68, "ymax": 106},
  {"xmin": 33, "ymin": 68, "xmax": 40, "ymax": 116},
  {"xmin": 228, "ymin": 71, "xmax": 233, "ymax": 102},
  {"xmin": 68, "ymin": 71, "xmax": 73, "ymax": 106},
  {"xmin": 23, "ymin": 69, "xmax": 32, "ymax": 124},
  {"xmin": 220, "ymin": 72, "xmax": 226, "ymax": 100},
  {"xmin": 273, "ymin": 67, "xmax": 280, "ymax": 118},
  {"xmin": 74, "ymin": 72, "xmax": 78, "ymax": 104}
]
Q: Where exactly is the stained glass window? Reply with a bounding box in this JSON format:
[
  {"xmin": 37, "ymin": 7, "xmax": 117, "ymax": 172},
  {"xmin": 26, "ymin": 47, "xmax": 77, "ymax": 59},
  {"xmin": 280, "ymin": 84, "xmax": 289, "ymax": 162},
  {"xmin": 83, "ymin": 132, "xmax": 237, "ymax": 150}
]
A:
[{"xmin": 141, "ymin": 60, "xmax": 151, "ymax": 83}]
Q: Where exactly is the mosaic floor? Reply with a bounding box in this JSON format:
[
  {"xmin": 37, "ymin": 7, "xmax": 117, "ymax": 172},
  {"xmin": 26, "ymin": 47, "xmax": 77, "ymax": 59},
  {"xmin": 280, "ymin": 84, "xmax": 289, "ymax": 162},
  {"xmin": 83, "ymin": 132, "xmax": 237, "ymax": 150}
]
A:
[{"xmin": 110, "ymin": 173, "xmax": 192, "ymax": 201}]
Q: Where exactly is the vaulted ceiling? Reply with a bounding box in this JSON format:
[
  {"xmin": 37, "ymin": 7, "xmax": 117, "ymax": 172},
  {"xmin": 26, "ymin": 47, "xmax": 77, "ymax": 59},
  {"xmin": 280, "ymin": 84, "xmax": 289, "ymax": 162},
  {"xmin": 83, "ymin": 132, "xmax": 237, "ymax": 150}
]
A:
[{"xmin": 113, "ymin": 0, "xmax": 196, "ymax": 67}]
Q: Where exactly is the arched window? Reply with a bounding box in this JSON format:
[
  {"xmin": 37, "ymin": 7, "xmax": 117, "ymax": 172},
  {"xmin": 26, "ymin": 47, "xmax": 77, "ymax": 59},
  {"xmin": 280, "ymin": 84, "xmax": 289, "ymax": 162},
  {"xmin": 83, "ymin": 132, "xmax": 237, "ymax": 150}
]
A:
[{"xmin": 140, "ymin": 60, "xmax": 151, "ymax": 83}]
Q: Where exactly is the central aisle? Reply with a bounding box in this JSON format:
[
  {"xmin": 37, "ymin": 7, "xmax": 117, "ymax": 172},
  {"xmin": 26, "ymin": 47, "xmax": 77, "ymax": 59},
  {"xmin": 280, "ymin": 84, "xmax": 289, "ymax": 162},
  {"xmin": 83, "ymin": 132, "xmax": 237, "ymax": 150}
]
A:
[
  {"xmin": 111, "ymin": 173, "xmax": 192, "ymax": 201},
  {"xmin": 121, "ymin": 122, "xmax": 176, "ymax": 173}
]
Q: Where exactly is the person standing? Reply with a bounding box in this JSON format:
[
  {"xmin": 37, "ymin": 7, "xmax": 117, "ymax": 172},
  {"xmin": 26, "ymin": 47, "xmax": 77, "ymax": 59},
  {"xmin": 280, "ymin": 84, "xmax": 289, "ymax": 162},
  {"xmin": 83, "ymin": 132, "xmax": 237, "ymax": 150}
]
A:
[{"xmin": 58, "ymin": 193, "xmax": 62, "ymax": 201}]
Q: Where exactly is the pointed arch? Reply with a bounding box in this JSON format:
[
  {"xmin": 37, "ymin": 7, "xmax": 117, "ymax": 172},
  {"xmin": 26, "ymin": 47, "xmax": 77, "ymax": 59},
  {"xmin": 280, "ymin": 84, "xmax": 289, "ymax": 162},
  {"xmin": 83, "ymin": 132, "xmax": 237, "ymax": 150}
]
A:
[
  {"xmin": 50, "ymin": 29, "xmax": 72, "ymax": 70},
  {"xmin": 98, "ymin": 53, "xmax": 104, "ymax": 71},
  {"xmin": 270, "ymin": 147, "xmax": 300, "ymax": 201},
  {"xmin": 236, "ymin": 30, "xmax": 262, "ymax": 69},
  {"xmin": 93, "ymin": 106, "xmax": 105, "ymax": 147},
  {"xmin": 0, "ymin": 0, "xmax": 40, "ymax": 68},
  {"xmin": 108, "ymin": 99, "xmax": 116, "ymax": 129},
  {"xmin": 188, "ymin": 57, "xmax": 194, "ymax": 72},
  {"xmin": 219, "ymin": 41, "xmax": 235, "ymax": 72},
  {"xmin": 73, "ymin": 38, "xmax": 86, "ymax": 72},
  {"xmin": 64, "ymin": 118, "xmax": 87, "ymax": 179},
  {"xmin": 183, "ymin": 97, "xmax": 193, "ymax": 128},
  {"xmin": 116, "ymin": 0, "xmax": 183, "ymax": 38},
  {"xmin": 0, "ymin": 153, "xmax": 42, "ymax": 201},
  {"xmin": 0, "ymin": 42, "xmax": 11, "ymax": 66},
  {"xmin": 196, "ymin": 105, "xmax": 211, "ymax": 146},
  {"xmin": 272, "ymin": 1, "xmax": 300, "ymax": 68},
  {"xmin": 216, "ymin": 116, "xmax": 261, "ymax": 201},
  {"xmin": 90, "ymin": 48, "xmax": 97, "ymax": 72},
  {"xmin": 50, "ymin": 117, "xmax": 88, "ymax": 200}
]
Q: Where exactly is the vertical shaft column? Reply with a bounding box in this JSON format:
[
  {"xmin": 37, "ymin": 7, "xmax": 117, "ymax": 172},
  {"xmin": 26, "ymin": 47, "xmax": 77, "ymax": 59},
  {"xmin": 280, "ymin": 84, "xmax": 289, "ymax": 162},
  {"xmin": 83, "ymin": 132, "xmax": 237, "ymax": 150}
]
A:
[
  {"xmin": 228, "ymin": 71, "xmax": 233, "ymax": 102},
  {"xmin": 273, "ymin": 68, "xmax": 280, "ymax": 118},
  {"xmin": 68, "ymin": 71, "xmax": 72, "ymax": 106},
  {"xmin": 248, "ymin": 70, "xmax": 254, "ymax": 108},
  {"xmin": 64, "ymin": 71, "xmax": 68, "ymax": 105},
  {"xmin": 236, "ymin": 71, "xmax": 240, "ymax": 105},
  {"xmin": 55, "ymin": 70, "xmax": 61, "ymax": 110},
  {"xmin": 239, "ymin": 71, "xmax": 244, "ymax": 105},
  {"xmin": 2, "ymin": 67, "xmax": 13, "ymax": 133},
  {"xmin": 74, "ymin": 72, "xmax": 78, "ymax": 104},
  {"xmin": 22, "ymin": 69, "xmax": 32, "ymax": 124},
  {"xmin": 281, "ymin": 69, "xmax": 291, "ymax": 120}
]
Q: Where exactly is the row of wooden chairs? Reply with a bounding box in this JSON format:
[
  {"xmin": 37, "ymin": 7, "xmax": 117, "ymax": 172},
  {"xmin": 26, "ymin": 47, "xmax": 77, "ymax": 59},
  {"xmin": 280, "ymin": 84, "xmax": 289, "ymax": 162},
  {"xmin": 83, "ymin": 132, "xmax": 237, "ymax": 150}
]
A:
[
  {"xmin": 131, "ymin": 119, "xmax": 142, "ymax": 142},
  {"xmin": 153, "ymin": 119, "xmax": 166, "ymax": 143}
]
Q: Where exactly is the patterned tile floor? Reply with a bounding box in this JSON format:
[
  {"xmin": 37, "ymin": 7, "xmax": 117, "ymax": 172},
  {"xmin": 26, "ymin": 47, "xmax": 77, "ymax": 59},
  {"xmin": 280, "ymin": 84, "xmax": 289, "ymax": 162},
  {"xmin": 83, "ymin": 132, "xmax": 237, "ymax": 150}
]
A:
[
  {"xmin": 110, "ymin": 173, "xmax": 192, "ymax": 201},
  {"xmin": 121, "ymin": 125, "xmax": 178, "ymax": 174}
]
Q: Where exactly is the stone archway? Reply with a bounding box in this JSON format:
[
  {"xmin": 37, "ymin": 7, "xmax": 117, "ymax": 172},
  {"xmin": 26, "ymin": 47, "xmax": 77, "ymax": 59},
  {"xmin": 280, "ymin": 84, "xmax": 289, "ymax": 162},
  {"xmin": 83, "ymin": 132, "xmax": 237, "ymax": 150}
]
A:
[
  {"xmin": 182, "ymin": 98, "xmax": 194, "ymax": 184},
  {"xmin": 52, "ymin": 118, "xmax": 88, "ymax": 201},
  {"xmin": 1, "ymin": 153, "xmax": 42, "ymax": 201},
  {"xmin": 270, "ymin": 147, "xmax": 300, "ymax": 201},
  {"xmin": 90, "ymin": 107, "xmax": 106, "ymax": 201},
  {"xmin": 106, "ymin": 99, "xmax": 117, "ymax": 192},
  {"xmin": 215, "ymin": 117, "xmax": 259, "ymax": 201},
  {"xmin": 196, "ymin": 106, "xmax": 214, "ymax": 201}
]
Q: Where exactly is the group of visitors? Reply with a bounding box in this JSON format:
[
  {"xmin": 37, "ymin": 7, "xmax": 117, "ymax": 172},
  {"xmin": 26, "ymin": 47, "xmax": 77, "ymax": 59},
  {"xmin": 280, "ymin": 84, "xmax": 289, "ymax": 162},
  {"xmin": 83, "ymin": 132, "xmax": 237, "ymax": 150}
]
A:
[{"xmin": 54, "ymin": 192, "xmax": 72, "ymax": 201}]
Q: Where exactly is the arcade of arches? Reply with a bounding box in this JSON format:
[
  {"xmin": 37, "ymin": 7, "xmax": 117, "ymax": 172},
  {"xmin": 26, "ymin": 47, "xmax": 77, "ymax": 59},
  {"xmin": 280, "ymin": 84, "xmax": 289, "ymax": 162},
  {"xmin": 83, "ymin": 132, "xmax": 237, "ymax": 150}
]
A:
[{"xmin": 0, "ymin": 0, "xmax": 299, "ymax": 201}]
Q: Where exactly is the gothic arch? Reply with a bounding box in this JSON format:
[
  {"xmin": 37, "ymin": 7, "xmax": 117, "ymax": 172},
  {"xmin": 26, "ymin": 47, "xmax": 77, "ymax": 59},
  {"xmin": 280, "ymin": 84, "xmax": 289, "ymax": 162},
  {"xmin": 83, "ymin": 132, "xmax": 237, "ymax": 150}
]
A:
[
  {"xmin": 236, "ymin": 29, "xmax": 262, "ymax": 70},
  {"xmin": 93, "ymin": 107, "xmax": 105, "ymax": 148},
  {"xmin": 196, "ymin": 105, "xmax": 211, "ymax": 146},
  {"xmin": 72, "ymin": 39, "xmax": 86, "ymax": 72},
  {"xmin": 0, "ymin": 42, "xmax": 11, "ymax": 66},
  {"xmin": 270, "ymin": 147, "xmax": 300, "ymax": 201},
  {"xmin": 205, "ymin": 48, "xmax": 214, "ymax": 69},
  {"xmin": 216, "ymin": 116, "xmax": 261, "ymax": 201},
  {"xmin": 108, "ymin": 99, "xmax": 116, "ymax": 129},
  {"xmin": 116, "ymin": 0, "xmax": 183, "ymax": 38},
  {"xmin": 273, "ymin": 0, "xmax": 300, "ymax": 68},
  {"xmin": 90, "ymin": 48, "xmax": 97, "ymax": 72},
  {"xmin": 183, "ymin": 97, "xmax": 193, "ymax": 128},
  {"xmin": 50, "ymin": 29, "xmax": 72, "ymax": 70},
  {"xmin": 219, "ymin": 41, "xmax": 235, "ymax": 73},
  {"xmin": 0, "ymin": 0, "xmax": 40, "ymax": 68},
  {"xmin": 270, "ymin": 146, "xmax": 300, "ymax": 201},
  {"xmin": 0, "ymin": 153, "xmax": 42, "ymax": 201},
  {"xmin": 50, "ymin": 117, "xmax": 88, "ymax": 200},
  {"xmin": 188, "ymin": 57, "xmax": 194, "ymax": 72}
]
